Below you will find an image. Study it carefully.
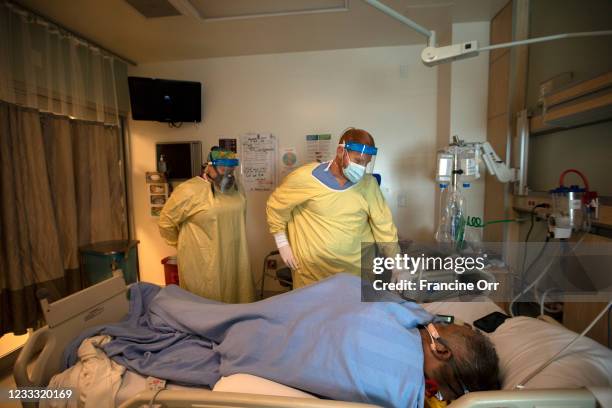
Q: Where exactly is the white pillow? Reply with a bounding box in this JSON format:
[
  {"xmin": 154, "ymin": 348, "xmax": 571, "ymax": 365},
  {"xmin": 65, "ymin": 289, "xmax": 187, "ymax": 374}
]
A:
[
  {"xmin": 491, "ymin": 316, "xmax": 612, "ymax": 389},
  {"xmin": 213, "ymin": 374, "xmax": 317, "ymax": 399},
  {"xmin": 422, "ymin": 301, "xmax": 612, "ymax": 390}
]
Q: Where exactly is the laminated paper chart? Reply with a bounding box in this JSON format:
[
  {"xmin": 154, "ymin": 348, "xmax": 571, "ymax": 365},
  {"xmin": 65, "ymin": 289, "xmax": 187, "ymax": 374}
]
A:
[
  {"xmin": 240, "ymin": 133, "xmax": 277, "ymax": 191},
  {"xmin": 145, "ymin": 172, "xmax": 168, "ymax": 217},
  {"xmin": 280, "ymin": 147, "xmax": 298, "ymax": 181},
  {"xmin": 306, "ymin": 134, "xmax": 333, "ymax": 163}
]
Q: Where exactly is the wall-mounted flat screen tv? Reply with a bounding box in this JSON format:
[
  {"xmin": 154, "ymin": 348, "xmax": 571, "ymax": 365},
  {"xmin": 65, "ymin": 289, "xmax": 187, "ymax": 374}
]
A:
[{"xmin": 128, "ymin": 76, "xmax": 201, "ymax": 123}]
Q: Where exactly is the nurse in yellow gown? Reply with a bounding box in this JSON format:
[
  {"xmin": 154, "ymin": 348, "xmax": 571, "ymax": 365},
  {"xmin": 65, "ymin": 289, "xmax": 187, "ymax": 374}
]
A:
[
  {"xmin": 158, "ymin": 149, "xmax": 255, "ymax": 302},
  {"xmin": 266, "ymin": 128, "xmax": 399, "ymax": 288}
]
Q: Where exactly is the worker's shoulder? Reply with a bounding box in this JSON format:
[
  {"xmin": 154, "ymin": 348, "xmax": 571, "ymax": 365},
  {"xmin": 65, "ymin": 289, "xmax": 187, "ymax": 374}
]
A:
[
  {"xmin": 359, "ymin": 174, "xmax": 380, "ymax": 191},
  {"xmin": 283, "ymin": 162, "xmax": 320, "ymax": 182},
  {"xmin": 172, "ymin": 177, "xmax": 210, "ymax": 195},
  {"xmin": 297, "ymin": 162, "xmax": 320, "ymax": 175}
]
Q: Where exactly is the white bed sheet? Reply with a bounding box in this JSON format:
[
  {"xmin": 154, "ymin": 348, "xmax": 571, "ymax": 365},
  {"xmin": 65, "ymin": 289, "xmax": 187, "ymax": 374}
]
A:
[
  {"xmin": 115, "ymin": 371, "xmax": 317, "ymax": 406},
  {"xmin": 115, "ymin": 371, "xmax": 202, "ymax": 406}
]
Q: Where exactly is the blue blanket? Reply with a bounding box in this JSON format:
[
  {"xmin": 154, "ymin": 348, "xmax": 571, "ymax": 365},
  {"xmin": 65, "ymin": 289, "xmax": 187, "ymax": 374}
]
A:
[{"xmin": 64, "ymin": 274, "xmax": 432, "ymax": 408}]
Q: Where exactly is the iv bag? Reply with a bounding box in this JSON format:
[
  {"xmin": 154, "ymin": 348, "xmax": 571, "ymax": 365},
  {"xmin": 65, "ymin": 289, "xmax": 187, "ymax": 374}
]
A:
[
  {"xmin": 460, "ymin": 147, "xmax": 480, "ymax": 180},
  {"xmin": 436, "ymin": 152, "xmax": 453, "ymax": 184}
]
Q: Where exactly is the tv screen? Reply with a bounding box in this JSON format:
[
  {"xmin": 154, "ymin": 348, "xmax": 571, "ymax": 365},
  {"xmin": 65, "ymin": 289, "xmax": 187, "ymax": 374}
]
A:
[{"xmin": 128, "ymin": 76, "xmax": 201, "ymax": 123}]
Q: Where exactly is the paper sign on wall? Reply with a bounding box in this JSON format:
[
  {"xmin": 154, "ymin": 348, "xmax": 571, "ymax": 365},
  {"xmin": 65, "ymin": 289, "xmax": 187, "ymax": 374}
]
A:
[
  {"xmin": 145, "ymin": 172, "xmax": 168, "ymax": 217},
  {"xmin": 219, "ymin": 138, "xmax": 237, "ymax": 152},
  {"xmin": 306, "ymin": 134, "xmax": 333, "ymax": 163},
  {"xmin": 280, "ymin": 147, "xmax": 298, "ymax": 181},
  {"xmin": 240, "ymin": 133, "xmax": 277, "ymax": 191}
]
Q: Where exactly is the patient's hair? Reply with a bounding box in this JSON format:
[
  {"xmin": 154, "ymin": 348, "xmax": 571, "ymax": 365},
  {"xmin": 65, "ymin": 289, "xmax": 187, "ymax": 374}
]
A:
[{"xmin": 443, "ymin": 326, "xmax": 501, "ymax": 392}]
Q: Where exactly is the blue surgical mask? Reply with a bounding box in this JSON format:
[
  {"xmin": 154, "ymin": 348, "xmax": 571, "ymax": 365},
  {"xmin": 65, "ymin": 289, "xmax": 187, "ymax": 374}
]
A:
[{"xmin": 342, "ymin": 151, "xmax": 366, "ymax": 183}]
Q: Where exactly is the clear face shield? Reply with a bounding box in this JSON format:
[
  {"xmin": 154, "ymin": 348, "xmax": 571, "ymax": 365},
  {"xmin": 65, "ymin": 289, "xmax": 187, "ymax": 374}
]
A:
[
  {"xmin": 341, "ymin": 141, "xmax": 378, "ymax": 174},
  {"xmin": 208, "ymin": 158, "xmax": 240, "ymax": 193}
]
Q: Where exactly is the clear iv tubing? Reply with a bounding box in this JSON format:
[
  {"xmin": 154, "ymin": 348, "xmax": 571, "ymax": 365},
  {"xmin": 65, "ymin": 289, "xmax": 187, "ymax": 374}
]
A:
[
  {"xmin": 509, "ymin": 233, "xmax": 587, "ymax": 317},
  {"xmin": 508, "ymin": 241, "xmax": 558, "ymax": 317},
  {"xmin": 533, "ymin": 235, "xmax": 586, "ymax": 316},
  {"xmin": 515, "ymin": 299, "xmax": 612, "ymax": 389}
]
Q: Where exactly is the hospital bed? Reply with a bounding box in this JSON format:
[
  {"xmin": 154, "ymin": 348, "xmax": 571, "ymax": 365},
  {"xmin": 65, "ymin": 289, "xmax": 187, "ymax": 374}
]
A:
[{"xmin": 13, "ymin": 272, "xmax": 612, "ymax": 408}]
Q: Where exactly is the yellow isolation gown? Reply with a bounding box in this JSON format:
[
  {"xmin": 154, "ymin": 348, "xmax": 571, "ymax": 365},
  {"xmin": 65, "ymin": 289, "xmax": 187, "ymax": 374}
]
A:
[
  {"xmin": 158, "ymin": 176, "xmax": 255, "ymax": 302},
  {"xmin": 266, "ymin": 162, "xmax": 399, "ymax": 288}
]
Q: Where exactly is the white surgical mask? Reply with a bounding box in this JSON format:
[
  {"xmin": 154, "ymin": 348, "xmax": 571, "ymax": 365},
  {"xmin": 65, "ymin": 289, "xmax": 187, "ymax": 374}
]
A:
[{"xmin": 342, "ymin": 150, "xmax": 366, "ymax": 183}]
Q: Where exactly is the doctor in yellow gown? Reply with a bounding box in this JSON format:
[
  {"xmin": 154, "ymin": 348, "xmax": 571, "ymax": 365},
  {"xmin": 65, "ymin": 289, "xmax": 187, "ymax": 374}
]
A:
[
  {"xmin": 266, "ymin": 128, "xmax": 399, "ymax": 288},
  {"xmin": 158, "ymin": 149, "xmax": 255, "ymax": 302}
]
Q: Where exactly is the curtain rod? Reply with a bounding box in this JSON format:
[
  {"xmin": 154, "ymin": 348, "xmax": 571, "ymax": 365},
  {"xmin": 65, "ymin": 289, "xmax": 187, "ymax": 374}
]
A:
[{"xmin": 7, "ymin": 1, "xmax": 137, "ymax": 66}]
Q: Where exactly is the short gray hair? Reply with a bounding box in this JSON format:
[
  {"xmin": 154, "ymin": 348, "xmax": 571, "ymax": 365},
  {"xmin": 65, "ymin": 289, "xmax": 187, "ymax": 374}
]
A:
[{"xmin": 450, "ymin": 328, "xmax": 501, "ymax": 392}]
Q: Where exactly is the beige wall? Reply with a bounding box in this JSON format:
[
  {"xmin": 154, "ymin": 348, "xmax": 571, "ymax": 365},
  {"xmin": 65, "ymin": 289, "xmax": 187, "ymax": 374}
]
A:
[
  {"xmin": 529, "ymin": 121, "xmax": 612, "ymax": 196},
  {"xmin": 526, "ymin": 0, "xmax": 612, "ymax": 195},
  {"xmin": 450, "ymin": 22, "xmax": 491, "ymax": 221},
  {"xmin": 127, "ymin": 22, "xmax": 492, "ymax": 287},
  {"xmin": 128, "ymin": 45, "xmax": 441, "ymax": 287}
]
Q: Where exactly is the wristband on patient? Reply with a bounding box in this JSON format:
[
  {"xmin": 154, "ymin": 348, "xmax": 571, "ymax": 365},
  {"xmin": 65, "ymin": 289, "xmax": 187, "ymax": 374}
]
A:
[{"xmin": 274, "ymin": 232, "xmax": 290, "ymax": 249}]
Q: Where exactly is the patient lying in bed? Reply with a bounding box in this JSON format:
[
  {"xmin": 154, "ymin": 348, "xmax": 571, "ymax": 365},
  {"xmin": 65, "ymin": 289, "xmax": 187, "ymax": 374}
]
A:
[{"xmin": 59, "ymin": 274, "xmax": 500, "ymax": 408}]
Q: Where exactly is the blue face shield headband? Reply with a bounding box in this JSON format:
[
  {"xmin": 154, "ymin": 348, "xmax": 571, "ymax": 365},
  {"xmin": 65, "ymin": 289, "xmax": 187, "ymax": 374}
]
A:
[
  {"xmin": 207, "ymin": 158, "xmax": 240, "ymax": 193},
  {"xmin": 343, "ymin": 141, "xmax": 378, "ymax": 156},
  {"xmin": 211, "ymin": 158, "xmax": 239, "ymax": 167}
]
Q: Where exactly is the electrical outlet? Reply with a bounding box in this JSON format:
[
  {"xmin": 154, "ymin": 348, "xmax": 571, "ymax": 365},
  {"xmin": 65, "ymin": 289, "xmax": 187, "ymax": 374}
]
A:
[
  {"xmin": 397, "ymin": 193, "xmax": 408, "ymax": 208},
  {"xmin": 267, "ymin": 259, "xmax": 277, "ymax": 270}
]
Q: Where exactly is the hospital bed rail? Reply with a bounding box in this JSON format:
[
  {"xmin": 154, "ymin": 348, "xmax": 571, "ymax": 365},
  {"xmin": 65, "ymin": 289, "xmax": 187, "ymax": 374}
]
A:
[
  {"xmin": 117, "ymin": 387, "xmax": 605, "ymax": 408},
  {"xmin": 450, "ymin": 388, "xmax": 600, "ymax": 408},
  {"xmin": 119, "ymin": 389, "xmax": 381, "ymax": 408},
  {"xmin": 13, "ymin": 271, "xmax": 129, "ymax": 408}
]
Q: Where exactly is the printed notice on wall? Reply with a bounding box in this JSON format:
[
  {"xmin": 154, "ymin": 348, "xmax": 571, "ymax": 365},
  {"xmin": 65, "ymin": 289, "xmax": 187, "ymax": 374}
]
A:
[
  {"xmin": 306, "ymin": 134, "xmax": 333, "ymax": 163},
  {"xmin": 145, "ymin": 172, "xmax": 168, "ymax": 217},
  {"xmin": 280, "ymin": 147, "xmax": 298, "ymax": 181},
  {"xmin": 219, "ymin": 138, "xmax": 237, "ymax": 153},
  {"xmin": 240, "ymin": 133, "xmax": 277, "ymax": 191}
]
